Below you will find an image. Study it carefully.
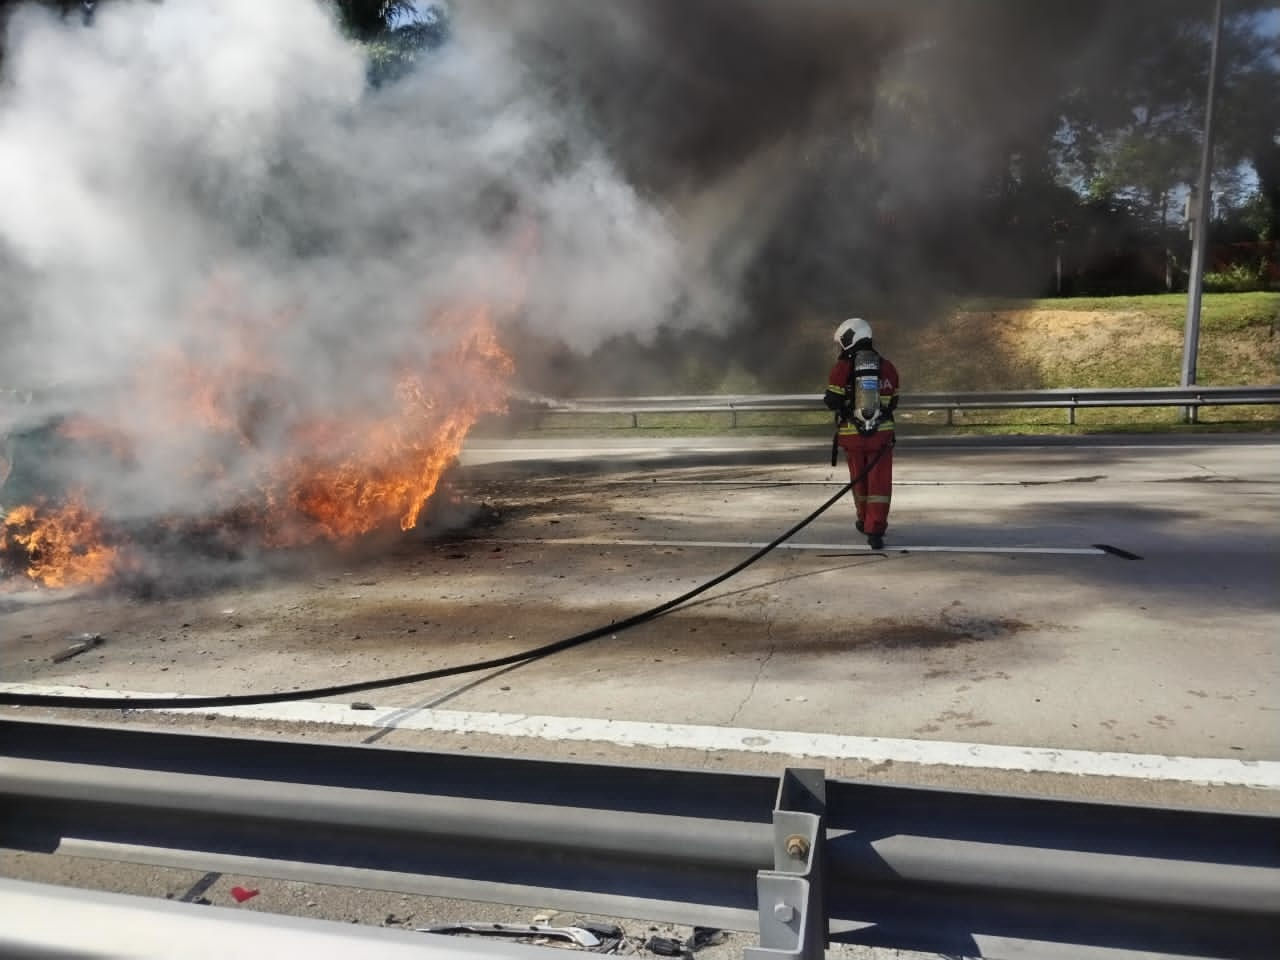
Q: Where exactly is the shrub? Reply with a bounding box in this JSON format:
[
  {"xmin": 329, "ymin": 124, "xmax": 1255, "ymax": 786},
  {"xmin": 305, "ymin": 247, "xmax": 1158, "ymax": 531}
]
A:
[{"xmin": 1203, "ymin": 263, "xmax": 1268, "ymax": 293}]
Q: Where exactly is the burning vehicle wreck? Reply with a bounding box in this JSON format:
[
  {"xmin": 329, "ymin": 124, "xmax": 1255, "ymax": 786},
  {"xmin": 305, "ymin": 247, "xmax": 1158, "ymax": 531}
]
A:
[
  {"xmin": 0, "ymin": 0, "xmax": 711, "ymax": 595},
  {"xmin": 0, "ymin": 305, "xmax": 513, "ymax": 594}
]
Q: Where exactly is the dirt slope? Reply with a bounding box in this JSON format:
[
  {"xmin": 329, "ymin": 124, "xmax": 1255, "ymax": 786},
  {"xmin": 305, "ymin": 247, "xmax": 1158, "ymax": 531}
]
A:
[{"xmin": 903, "ymin": 307, "xmax": 1276, "ymax": 391}]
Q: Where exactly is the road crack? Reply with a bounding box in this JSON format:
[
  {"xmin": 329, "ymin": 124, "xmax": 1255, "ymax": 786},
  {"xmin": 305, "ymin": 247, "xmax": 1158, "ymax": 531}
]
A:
[{"xmin": 729, "ymin": 621, "xmax": 776, "ymax": 725}]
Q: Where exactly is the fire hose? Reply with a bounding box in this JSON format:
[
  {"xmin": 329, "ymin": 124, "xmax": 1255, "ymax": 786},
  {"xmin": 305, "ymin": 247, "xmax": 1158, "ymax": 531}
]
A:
[{"xmin": 0, "ymin": 446, "xmax": 887, "ymax": 710}]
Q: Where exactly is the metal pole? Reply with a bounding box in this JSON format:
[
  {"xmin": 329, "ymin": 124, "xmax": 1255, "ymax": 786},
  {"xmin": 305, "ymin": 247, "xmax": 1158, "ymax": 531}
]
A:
[{"xmin": 1181, "ymin": 0, "xmax": 1225, "ymax": 423}]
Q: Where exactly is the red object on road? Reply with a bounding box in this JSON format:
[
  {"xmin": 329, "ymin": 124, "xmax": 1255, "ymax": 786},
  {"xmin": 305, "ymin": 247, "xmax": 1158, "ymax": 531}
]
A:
[{"xmin": 230, "ymin": 886, "xmax": 259, "ymax": 903}]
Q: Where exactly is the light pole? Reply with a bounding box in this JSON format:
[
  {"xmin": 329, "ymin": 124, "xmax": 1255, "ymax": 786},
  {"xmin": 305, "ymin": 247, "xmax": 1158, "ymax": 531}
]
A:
[{"xmin": 1180, "ymin": 0, "xmax": 1225, "ymax": 423}]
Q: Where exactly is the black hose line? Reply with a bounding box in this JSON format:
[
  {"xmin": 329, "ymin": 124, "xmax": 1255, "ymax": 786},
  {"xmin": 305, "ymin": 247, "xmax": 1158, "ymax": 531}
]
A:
[{"xmin": 0, "ymin": 446, "xmax": 886, "ymax": 710}]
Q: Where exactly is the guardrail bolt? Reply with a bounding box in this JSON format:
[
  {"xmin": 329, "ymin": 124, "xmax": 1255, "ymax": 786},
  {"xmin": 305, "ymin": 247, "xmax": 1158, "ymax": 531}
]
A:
[
  {"xmin": 784, "ymin": 835, "xmax": 810, "ymax": 860},
  {"xmin": 773, "ymin": 902, "xmax": 795, "ymax": 923}
]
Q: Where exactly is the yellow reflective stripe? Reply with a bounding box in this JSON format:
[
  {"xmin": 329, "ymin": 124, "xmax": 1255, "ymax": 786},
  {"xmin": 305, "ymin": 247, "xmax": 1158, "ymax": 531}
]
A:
[
  {"xmin": 837, "ymin": 422, "xmax": 897, "ymax": 435},
  {"xmin": 866, "ymin": 495, "xmax": 891, "ymax": 504},
  {"xmin": 827, "ymin": 385, "xmax": 847, "ymax": 395},
  {"xmin": 879, "ymin": 393, "xmax": 894, "ymax": 401}
]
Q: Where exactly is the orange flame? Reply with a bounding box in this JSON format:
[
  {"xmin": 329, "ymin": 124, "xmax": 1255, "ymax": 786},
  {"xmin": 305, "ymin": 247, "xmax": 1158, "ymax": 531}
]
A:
[
  {"xmin": 1, "ymin": 498, "xmax": 121, "ymax": 588},
  {"xmin": 267, "ymin": 306, "xmax": 514, "ymax": 544},
  {"xmin": 1, "ymin": 280, "xmax": 516, "ymax": 589},
  {"xmin": 1, "ymin": 299, "xmax": 514, "ymax": 587}
]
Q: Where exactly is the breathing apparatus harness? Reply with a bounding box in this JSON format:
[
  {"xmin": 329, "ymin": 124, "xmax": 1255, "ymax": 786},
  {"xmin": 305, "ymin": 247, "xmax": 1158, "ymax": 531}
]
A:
[
  {"xmin": 846, "ymin": 347, "xmax": 887, "ymax": 436},
  {"xmin": 830, "ymin": 342, "xmax": 889, "ymax": 465}
]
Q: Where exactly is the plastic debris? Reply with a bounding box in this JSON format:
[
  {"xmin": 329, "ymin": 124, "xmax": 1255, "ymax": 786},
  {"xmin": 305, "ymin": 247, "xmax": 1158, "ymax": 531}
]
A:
[
  {"xmin": 645, "ymin": 935, "xmax": 684, "ymax": 956},
  {"xmin": 52, "ymin": 633, "xmax": 104, "ymax": 663},
  {"xmin": 690, "ymin": 927, "xmax": 726, "ymax": 950},
  {"xmin": 642, "ymin": 928, "xmax": 724, "ymax": 956},
  {"xmin": 577, "ymin": 922, "xmax": 624, "ymax": 940},
  {"xmin": 575, "ymin": 921, "xmax": 625, "ymax": 953},
  {"xmin": 229, "ymin": 886, "xmax": 259, "ymax": 903},
  {"xmin": 419, "ymin": 923, "xmax": 601, "ymax": 949}
]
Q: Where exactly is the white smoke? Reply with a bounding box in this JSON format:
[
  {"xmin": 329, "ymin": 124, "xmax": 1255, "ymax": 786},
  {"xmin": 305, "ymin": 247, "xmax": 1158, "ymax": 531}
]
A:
[{"xmin": 0, "ymin": 0, "xmax": 703, "ymax": 521}]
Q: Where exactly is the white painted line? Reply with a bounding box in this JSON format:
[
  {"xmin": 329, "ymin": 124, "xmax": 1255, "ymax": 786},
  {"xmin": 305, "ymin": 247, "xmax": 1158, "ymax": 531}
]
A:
[
  {"xmin": 621, "ymin": 479, "xmax": 1093, "ymax": 487},
  {"xmin": 501, "ymin": 537, "xmax": 1107, "ymax": 556},
  {"xmin": 6, "ymin": 684, "xmax": 1276, "ymax": 790}
]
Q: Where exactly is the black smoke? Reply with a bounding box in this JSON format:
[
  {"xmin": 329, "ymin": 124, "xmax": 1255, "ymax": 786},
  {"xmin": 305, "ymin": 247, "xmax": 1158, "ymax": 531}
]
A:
[{"xmin": 456, "ymin": 0, "xmax": 1250, "ymax": 392}]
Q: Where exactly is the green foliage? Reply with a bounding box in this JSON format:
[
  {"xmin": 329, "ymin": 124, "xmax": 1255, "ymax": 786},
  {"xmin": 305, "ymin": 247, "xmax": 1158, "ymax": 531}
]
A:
[
  {"xmin": 1203, "ymin": 263, "xmax": 1270, "ymax": 293},
  {"xmin": 326, "ymin": 0, "xmax": 449, "ymax": 86},
  {"xmin": 1234, "ymin": 190, "xmax": 1275, "ymax": 242},
  {"xmin": 364, "ymin": 15, "xmax": 448, "ymax": 87},
  {"xmin": 959, "ymin": 292, "xmax": 1279, "ymax": 330},
  {"xmin": 332, "ymin": 1, "xmax": 420, "ymax": 41},
  {"xmin": 1065, "ymin": 7, "xmax": 1279, "ymax": 227}
]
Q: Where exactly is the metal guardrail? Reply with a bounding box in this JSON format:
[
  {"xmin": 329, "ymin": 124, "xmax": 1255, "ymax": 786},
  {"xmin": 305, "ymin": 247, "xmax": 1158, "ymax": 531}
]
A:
[
  {"xmin": 1, "ymin": 876, "xmax": 567, "ymax": 960},
  {"xmin": 6, "ymin": 385, "xmax": 1278, "ymax": 435},
  {"xmin": 531, "ymin": 385, "xmax": 1280, "ymax": 427},
  {"xmin": 2, "ymin": 718, "xmax": 1277, "ymax": 959}
]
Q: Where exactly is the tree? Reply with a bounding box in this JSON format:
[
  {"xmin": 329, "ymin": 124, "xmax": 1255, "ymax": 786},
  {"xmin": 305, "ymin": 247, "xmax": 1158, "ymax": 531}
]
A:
[
  {"xmin": 353, "ymin": 2, "xmax": 448, "ymax": 87},
  {"xmin": 330, "ymin": 0, "xmax": 419, "ymax": 41},
  {"xmin": 1064, "ymin": 5, "xmax": 1279, "ymax": 233},
  {"xmin": 1, "ymin": 1, "xmax": 449, "ymax": 86},
  {"xmin": 1217, "ymin": 10, "xmax": 1280, "ymax": 242}
]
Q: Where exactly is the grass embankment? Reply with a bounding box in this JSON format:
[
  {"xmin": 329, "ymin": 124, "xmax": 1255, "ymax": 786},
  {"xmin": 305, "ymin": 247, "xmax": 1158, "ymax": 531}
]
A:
[
  {"xmin": 902, "ymin": 292, "xmax": 1278, "ymax": 432},
  {"xmin": 940, "ymin": 292, "xmax": 1277, "ymax": 386},
  {"xmin": 524, "ymin": 293, "xmax": 1280, "ymax": 435}
]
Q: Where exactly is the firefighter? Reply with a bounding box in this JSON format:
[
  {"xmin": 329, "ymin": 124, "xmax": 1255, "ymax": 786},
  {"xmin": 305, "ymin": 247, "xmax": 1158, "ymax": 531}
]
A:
[{"xmin": 823, "ymin": 317, "xmax": 899, "ymax": 549}]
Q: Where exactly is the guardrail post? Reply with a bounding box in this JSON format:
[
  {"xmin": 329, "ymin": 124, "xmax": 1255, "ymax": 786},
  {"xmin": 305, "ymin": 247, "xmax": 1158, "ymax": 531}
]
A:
[
  {"xmin": 745, "ymin": 768, "xmax": 827, "ymax": 960},
  {"xmin": 1068, "ymin": 399, "xmax": 1076, "ymax": 426},
  {"xmin": 946, "ymin": 408, "xmax": 954, "ymax": 426}
]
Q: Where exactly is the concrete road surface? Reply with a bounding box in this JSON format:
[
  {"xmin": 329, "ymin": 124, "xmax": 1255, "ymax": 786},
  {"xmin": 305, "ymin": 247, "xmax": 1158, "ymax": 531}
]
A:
[
  {"xmin": 463, "ymin": 433, "xmax": 1280, "ymax": 761},
  {"xmin": 4, "ymin": 435, "xmax": 1277, "ymax": 769},
  {"xmin": 4, "ymin": 432, "xmax": 1278, "ymax": 786},
  {"xmin": 3, "ymin": 434, "xmax": 1278, "ymax": 955}
]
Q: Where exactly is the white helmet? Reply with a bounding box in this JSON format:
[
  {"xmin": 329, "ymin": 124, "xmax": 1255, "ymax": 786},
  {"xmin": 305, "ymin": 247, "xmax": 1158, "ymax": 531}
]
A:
[{"xmin": 834, "ymin": 317, "xmax": 872, "ymax": 350}]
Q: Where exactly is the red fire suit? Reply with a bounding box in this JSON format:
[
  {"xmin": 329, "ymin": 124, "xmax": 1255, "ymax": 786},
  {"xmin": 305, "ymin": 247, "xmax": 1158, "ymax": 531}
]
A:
[{"xmin": 824, "ymin": 350, "xmax": 899, "ymax": 537}]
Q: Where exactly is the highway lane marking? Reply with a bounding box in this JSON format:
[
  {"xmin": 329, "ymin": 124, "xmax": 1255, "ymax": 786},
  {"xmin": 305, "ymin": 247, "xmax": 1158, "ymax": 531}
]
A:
[
  {"xmin": 499, "ymin": 537, "xmax": 1109, "ymax": 556},
  {"xmin": 617, "ymin": 479, "xmax": 1104, "ymax": 486},
  {"xmin": 6, "ymin": 683, "xmax": 1276, "ymax": 789}
]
